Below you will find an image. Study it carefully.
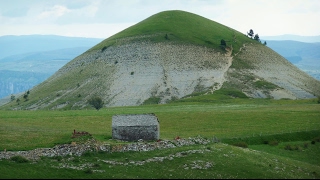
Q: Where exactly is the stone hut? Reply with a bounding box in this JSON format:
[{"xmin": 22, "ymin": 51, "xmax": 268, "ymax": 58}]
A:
[{"xmin": 112, "ymin": 113, "xmax": 160, "ymax": 141}]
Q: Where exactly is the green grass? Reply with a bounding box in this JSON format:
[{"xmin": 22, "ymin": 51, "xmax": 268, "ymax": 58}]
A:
[
  {"xmin": 1, "ymin": 98, "xmax": 320, "ymax": 178},
  {"xmin": 1, "ymin": 98, "xmax": 319, "ymax": 151},
  {"xmin": 253, "ymin": 80, "xmax": 279, "ymax": 90},
  {"xmin": 1, "ymin": 141, "xmax": 320, "ymax": 179},
  {"xmin": 88, "ymin": 10, "xmax": 257, "ymax": 54}
]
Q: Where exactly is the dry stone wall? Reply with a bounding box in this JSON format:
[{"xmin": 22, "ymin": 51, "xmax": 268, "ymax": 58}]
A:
[{"xmin": 0, "ymin": 136, "xmax": 211, "ymax": 161}]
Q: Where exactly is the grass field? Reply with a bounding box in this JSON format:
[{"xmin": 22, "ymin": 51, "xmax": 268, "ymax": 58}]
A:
[
  {"xmin": 1, "ymin": 97, "xmax": 319, "ymax": 151},
  {"xmin": 1, "ymin": 97, "xmax": 320, "ymax": 178}
]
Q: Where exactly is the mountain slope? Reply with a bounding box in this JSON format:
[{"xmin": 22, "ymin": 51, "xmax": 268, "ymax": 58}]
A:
[
  {"xmin": 263, "ymin": 40, "xmax": 320, "ymax": 80},
  {"xmin": 0, "ymin": 35, "xmax": 103, "ymax": 59},
  {"xmin": 261, "ymin": 34, "xmax": 320, "ymax": 43},
  {"xmin": 2, "ymin": 10, "xmax": 319, "ymax": 110},
  {"xmin": 0, "ymin": 47, "xmax": 95, "ymax": 100},
  {"xmin": 264, "ymin": 40, "xmax": 320, "ymax": 64},
  {"xmin": 226, "ymin": 43, "xmax": 319, "ymax": 99},
  {"xmin": 0, "ymin": 35, "xmax": 103, "ymax": 100}
]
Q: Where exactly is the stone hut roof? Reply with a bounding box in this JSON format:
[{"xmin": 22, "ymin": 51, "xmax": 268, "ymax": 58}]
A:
[{"xmin": 112, "ymin": 113, "xmax": 159, "ymax": 127}]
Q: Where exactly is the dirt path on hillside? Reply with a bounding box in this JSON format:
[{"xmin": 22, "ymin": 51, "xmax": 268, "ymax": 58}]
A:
[{"xmin": 208, "ymin": 45, "xmax": 234, "ymax": 94}]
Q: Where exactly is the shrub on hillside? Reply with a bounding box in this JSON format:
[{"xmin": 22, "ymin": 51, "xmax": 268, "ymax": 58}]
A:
[
  {"xmin": 88, "ymin": 96, "xmax": 104, "ymax": 110},
  {"xmin": 268, "ymin": 140, "xmax": 279, "ymax": 146},
  {"xmin": 232, "ymin": 141, "xmax": 248, "ymax": 148},
  {"xmin": 84, "ymin": 169, "xmax": 93, "ymax": 174},
  {"xmin": 284, "ymin": 144, "xmax": 303, "ymax": 151},
  {"xmin": 10, "ymin": 155, "xmax": 29, "ymax": 163},
  {"xmin": 312, "ymin": 136, "xmax": 320, "ymax": 144},
  {"xmin": 143, "ymin": 96, "xmax": 161, "ymax": 105},
  {"xmin": 284, "ymin": 144, "xmax": 294, "ymax": 151}
]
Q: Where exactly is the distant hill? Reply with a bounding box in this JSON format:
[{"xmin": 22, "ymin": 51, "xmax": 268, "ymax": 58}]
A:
[
  {"xmin": 0, "ymin": 35, "xmax": 103, "ymax": 59},
  {"xmin": 1, "ymin": 10, "xmax": 319, "ymax": 110},
  {"xmin": 0, "ymin": 47, "xmax": 91, "ymax": 73},
  {"xmin": 264, "ymin": 40, "xmax": 320, "ymax": 80},
  {"xmin": 261, "ymin": 34, "xmax": 320, "ymax": 43},
  {"xmin": 0, "ymin": 35, "xmax": 103, "ymax": 100}
]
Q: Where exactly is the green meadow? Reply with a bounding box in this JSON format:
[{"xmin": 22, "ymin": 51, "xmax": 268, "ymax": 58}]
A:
[
  {"xmin": 1, "ymin": 10, "xmax": 319, "ymax": 179},
  {"xmin": 1, "ymin": 94, "xmax": 320, "ymax": 179}
]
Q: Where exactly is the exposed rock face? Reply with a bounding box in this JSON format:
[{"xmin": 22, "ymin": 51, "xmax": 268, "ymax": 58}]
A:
[
  {"xmin": 229, "ymin": 44, "xmax": 320, "ymax": 99},
  {"xmin": 34, "ymin": 41, "xmax": 233, "ymax": 108},
  {"xmin": 104, "ymin": 42, "xmax": 230, "ymax": 106},
  {"xmin": 12, "ymin": 39, "xmax": 320, "ymax": 110}
]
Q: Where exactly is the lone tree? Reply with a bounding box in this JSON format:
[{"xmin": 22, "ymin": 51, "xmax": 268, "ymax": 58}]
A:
[
  {"xmin": 88, "ymin": 96, "xmax": 104, "ymax": 110},
  {"xmin": 247, "ymin": 29, "xmax": 254, "ymax": 38},
  {"xmin": 16, "ymin": 98, "xmax": 20, "ymax": 105},
  {"xmin": 220, "ymin": 39, "xmax": 226, "ymax": 46},
  {"xmin": 10, "ymin": 94, "xmax": 15, "ymax": 101},
  {"xmin": 23, "ymin": 92, "xmax": 28, "ymax": 101},
  {"xmin": 254, "ymin": 34, "xmax": 261, "ymax": 42}
]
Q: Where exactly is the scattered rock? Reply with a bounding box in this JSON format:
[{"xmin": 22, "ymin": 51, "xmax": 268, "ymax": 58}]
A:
[{"xmin": 0, "ymin": 136, "xmax": 211, "ymax": 161}]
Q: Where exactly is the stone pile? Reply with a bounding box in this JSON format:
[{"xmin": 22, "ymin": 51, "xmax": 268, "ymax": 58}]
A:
[
  {"xmin": 100, "ymin": 149, "xmax": 212, "ymax": 167},
  {"xmin": 0, "ymin": 136, "xmax": 212, "ymax": 161}
]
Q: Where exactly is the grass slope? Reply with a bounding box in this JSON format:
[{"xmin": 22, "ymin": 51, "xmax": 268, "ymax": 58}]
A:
[
  {"xmin": 89, "ymin": 10, "xmax": 257, "ymax": 54},
  {"xmin": 0, "ymin": 98, "xmax": 320, "ymax": 178},
  {"xmin": 1, "ymin": 97, "xmax": 319, "ymax": 150},
  {"xmin": 1, "ymin": 143, "xmax": 320, "ymax": 179}
]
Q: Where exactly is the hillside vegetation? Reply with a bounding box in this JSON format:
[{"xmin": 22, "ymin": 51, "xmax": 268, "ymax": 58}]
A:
[
  {"xmin": 88, "ymin": 10, "xmax": 254, "ymax": 54},
  {"xmin": 1, "ymin": 10, "xmax": 319, "ymax": 111}
]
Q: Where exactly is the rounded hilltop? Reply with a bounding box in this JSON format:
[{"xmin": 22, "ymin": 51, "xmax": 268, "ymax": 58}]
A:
[
  {"xmin": 88, "ymin": 10, "xmax": 255, "ymax": 55},
  {"xmin": 2, "ymin": 10, "xmax": 319, "ymax": 110}
]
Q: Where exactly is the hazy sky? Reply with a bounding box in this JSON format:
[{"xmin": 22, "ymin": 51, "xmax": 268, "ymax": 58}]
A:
[{"xmin": 1, "ymin": 0, "xmax": 319, "ymax": 39}]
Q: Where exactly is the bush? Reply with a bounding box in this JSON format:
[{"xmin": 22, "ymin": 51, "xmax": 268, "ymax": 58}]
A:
[
  {"xmin": 312, "ymin": 136, "xmax": 320, "ymax": 142},
  {"xmin": 10, "ymin": 156, "xmax": 29, "ymax": 163},
  {"xmin": 143, "ymin": 96, "xmax": 161, "ymax": 105},
  {"xmin": 220, "ymin": 39, "xmax": 226, "ymax": 46},
  {"xmin": 232, "ymin": 141, "xmax": 248, "ymax": 148},
  {"xmin": 88, "ymin": 96, "xmax": 104, "ymax": 110},
  {"xmin": 101, "ymin": 46, "xmax": 107, "ymax": 52},
  {"xmin": 84, "ymin": 169, "xmax": 93, "ymax": 174},
  {"xmin": 82, "ymin": 151, "xmax": 94, "ymax": 157},
  {"xmin": 268, "ymin": 140, "xmax": 279, "ymax": 146},
  {"xmin": 284, "ymin": 144, "xmax": 303, "ymax": 151},
  {"xmin": 53, "ymin": 156, "xmax": 63, "ymax": 161},
  {"xmin": 284, "ymin": 144, "xmax": 294, "ymax": 151},
  {"xmin": 72, "ymin": 158, "xmax": 80, "ymax": 163},
  {"xmin": 93, "ymin": 163, "xmax": 101, "ymax": 168}
]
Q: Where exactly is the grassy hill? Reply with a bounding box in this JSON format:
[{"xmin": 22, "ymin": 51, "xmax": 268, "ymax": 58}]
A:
[
  {"xmin": 1, "ymin": 10, "xmax": 319, "ymax": 111},
  {"xmin": 88, "ymin": 10, "xmax": 256, "ymax": 54},
  {"xmin": 0, "ymin": 10, "xmax": 319, "ymax": 178}
]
